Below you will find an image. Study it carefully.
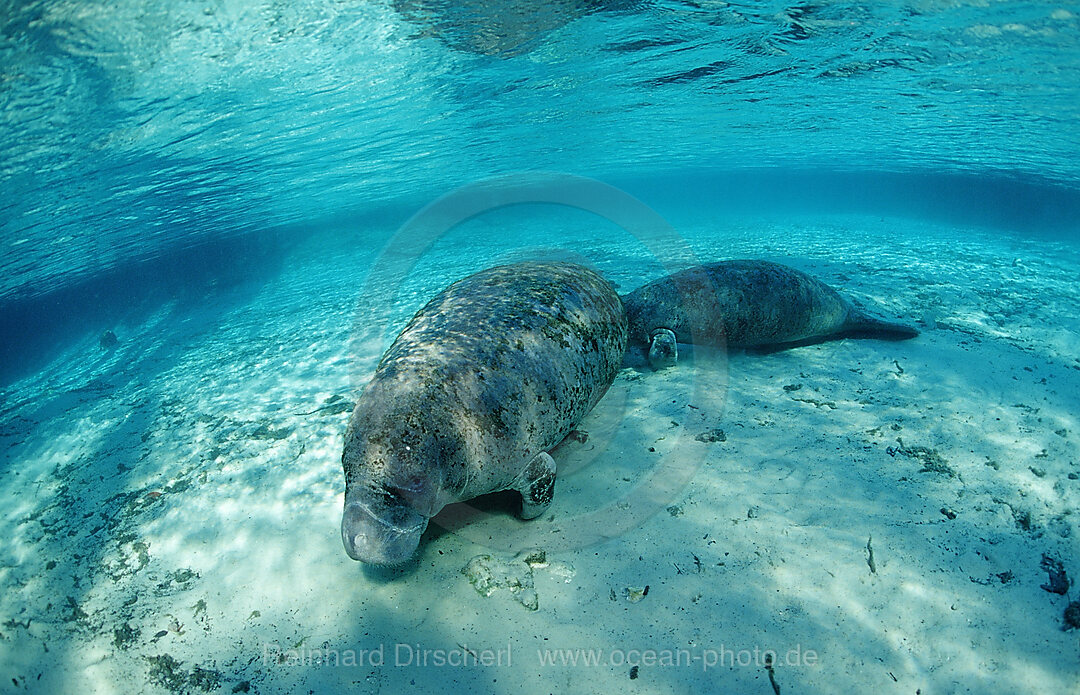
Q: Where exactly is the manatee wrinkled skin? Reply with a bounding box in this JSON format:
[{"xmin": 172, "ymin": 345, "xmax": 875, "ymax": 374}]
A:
[
  {"xmin": 341, "ymin": 261, "xmax": 628, "ymax": 565},
  {"xmin": 622, "ymin": 260, "xmax": 918, "ymax": 368}
]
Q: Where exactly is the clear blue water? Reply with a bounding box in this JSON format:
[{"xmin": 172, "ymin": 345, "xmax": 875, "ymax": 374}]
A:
[
  {"xmin": 2, "ymin": 0, "xmax": 1079, "ymax": 304},
  {"xmin": 2, "ymin": 2, "xmax": 1080, "ymax": 693}
]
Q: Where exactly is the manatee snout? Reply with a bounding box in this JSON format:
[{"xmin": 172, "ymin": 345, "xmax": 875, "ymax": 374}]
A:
[
  {"xmin": 341, "ymin": 497, "xmax": 428, "ymax": 566},
  {"xmin": 647, "ymin": 328, "xmax": 678, "ymax": 370}
]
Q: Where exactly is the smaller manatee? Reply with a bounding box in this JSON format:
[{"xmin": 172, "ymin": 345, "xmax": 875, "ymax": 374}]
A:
[{"xmin": 621, "ymin": 260, "xmax": 918, "ymax": 369}]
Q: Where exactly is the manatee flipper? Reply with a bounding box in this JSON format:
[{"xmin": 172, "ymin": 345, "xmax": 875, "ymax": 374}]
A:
[
  {"xmin": 840, "ymin": 311, "xmax": 919, "ymax": 341},
  {"xmin": 647, "ymin": 328, "xmax": 678, "ymax": 370},
  {"xmin": 514, "ymin": 451, "xmax": 556, "ymax": 519}
]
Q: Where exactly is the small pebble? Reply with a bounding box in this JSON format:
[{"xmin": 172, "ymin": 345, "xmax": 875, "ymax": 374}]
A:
[
  {"xmin": 694, "ymin": 428, "xmax": 726, "ymax": 443},
  {"xmin": 1064, "ymin": 600, "xmax": 1080, "ymax": 630}
]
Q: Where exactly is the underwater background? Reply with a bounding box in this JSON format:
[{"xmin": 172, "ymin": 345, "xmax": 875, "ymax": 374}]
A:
[{"xmin": 1, "ymin": 1, "xmax": 1079, "ymax": 693}]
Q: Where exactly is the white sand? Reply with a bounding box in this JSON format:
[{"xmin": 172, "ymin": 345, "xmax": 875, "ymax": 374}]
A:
[{"xmin": 1, "ymin": 210, "xmax": 1077, "ymax": 693}]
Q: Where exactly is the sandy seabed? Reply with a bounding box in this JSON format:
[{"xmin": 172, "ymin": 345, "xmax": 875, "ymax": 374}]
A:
[{"xmin": 1, "ymin": 210, "xmax": 1078, "ymax": 694}]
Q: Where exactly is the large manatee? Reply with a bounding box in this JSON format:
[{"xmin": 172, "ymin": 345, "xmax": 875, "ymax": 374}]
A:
[{"xmin": 341, "ymin": 261, "xmax": 627, "ymax": 565}]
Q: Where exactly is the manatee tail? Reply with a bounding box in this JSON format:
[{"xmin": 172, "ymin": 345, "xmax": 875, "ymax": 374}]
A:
[{"xmin": 841, "ymin": 312, "xmax": 920, "ymax": 341}]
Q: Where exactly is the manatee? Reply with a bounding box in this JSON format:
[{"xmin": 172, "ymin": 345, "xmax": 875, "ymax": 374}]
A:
[
  {"xmin": 341, "ymin": 261, "xmax": 628, "ymax": 565},
  {"xmin": 622, "ymin": 260, "xmax": 918, "ymax": 369}
]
